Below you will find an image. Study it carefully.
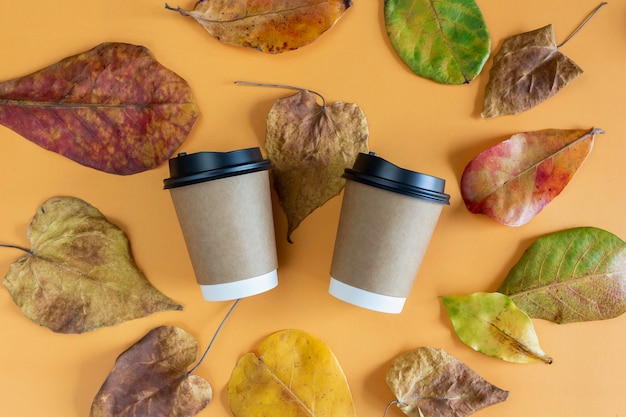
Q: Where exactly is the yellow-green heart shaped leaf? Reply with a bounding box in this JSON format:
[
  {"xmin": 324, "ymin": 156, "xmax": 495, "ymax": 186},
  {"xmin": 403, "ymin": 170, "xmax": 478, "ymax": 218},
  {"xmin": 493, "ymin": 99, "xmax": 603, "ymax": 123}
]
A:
[
  {"xmin": 442, "ymin": 292, "xmax": 552, "ymax": 364},
  {"xmin": 227, "ymin": 329, "xmax": 355, "ymax": 417},
  {"xmin": 386, "ymin": 347, "xmax": 509, "ymax": 417},
  {"xmin": 2, "ymin": 197, "xmax": 181, "ymax": 334},
  {"xmin": 499, "ymin": 227, "xmax": 626, "ymax": 324},
  {"xmin": 90, "ymin": 326, "xmax": 212, "ymax": 417},
  {"xmin": 384, "ymin": 0, "xmax": 491, "ymax": 84}
]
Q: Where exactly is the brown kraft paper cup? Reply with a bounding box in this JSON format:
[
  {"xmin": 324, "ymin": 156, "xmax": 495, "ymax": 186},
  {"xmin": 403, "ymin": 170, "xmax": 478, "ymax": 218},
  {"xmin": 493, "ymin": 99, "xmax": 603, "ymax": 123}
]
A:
[
  {"xmin": 164, "ymin": 148, "xmax": 278, "ymax": 301},
  {"xmin": 329, "ymin": 152, "xmax": 449, "ymax": 313}
]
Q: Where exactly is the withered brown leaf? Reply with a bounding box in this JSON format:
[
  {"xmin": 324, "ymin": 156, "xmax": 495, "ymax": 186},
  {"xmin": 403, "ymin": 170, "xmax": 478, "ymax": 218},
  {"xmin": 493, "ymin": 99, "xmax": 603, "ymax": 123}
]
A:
[
  {"xmin": 482, "ymin": 3, "xmax": 606, "ymax": 119},
  {"xmin": 481, "ymin": 24, "xmax": 582, "ymax": 119},
  {"xmin": 386, "ymin": 347, "xmax": 509, "ymax": 417},
  {"xmin": 265, "ymin": 89, "xmax": 369, "ymax": 242},
  {"xmin": 90, "ymin": 326, "xmax": 212, "ymax": 417},
  {"xmin": 2, "ymin": 197, "xmax": 181, "ymax": 334}
]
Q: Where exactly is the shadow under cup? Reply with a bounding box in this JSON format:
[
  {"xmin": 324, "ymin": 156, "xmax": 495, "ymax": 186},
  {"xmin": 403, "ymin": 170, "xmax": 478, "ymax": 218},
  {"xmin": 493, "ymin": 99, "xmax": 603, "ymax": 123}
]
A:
[
  {"xmin": 164, "ymin": 148, "xmax": 278, "ymax": 302},
  {"xmin": 329, "ymin": 152, "xmax": 450, "ymax": 314}
]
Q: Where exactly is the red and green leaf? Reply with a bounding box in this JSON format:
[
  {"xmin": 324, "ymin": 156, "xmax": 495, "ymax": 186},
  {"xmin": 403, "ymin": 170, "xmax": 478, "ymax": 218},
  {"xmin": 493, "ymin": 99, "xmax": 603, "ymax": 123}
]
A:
[{"xmin": 460, "ymin": 128, "xmax": 603, "ymax": 226}]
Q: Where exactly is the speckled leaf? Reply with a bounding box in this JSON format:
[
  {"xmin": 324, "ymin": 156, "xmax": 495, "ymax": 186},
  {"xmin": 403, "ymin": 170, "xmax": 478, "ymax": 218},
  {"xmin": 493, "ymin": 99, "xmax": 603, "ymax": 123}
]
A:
[
  {"xmin": 386, "ymin": 347, "xmax": 509, "ymax": 417},
  {"xmin": 90, "ymin": 326, "xmax": 212, "ymax": 417},
  {"xmin": 0, "ymin": 42, "xmax": 199, "ymax": 174},
  {"xmin": 460, "ymin": 128, "xmax": 603, "ymax": 226},
  {"xmin": 384, "ymin": 0, "xmax": 490, "ymax": 84},
  {"xmin": 265, "ymin": 89, "xmax": 369, "ymax": 242},
  {"xmin": 2, "ymin": 197, "xmax": 181, "ymax": 334},
  {"xmin": 442, "ymin": 292, "xmax": 553, "ymax": 364},
  {"xmin": 481, "ymin": 25, "xmax": 583, "ymax": 118},
  {"xmin": 499, "ymin": 227, "xmax": 626, "ymax": 324},
  {"xmin": 166, "ymin": 0, "xmax": 352, "ymax": 53},
  {"xmin": 227, "ymin": 329, "xmax": 355, "ymax": 417}
]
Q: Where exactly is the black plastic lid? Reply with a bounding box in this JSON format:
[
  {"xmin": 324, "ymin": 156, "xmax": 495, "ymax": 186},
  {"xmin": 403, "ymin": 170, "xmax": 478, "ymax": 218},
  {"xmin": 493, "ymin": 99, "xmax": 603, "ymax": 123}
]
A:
[
  {"xmin": 163, "ymin": 147, "xmax": 271, "ymax": 189},
  {"xmin": 343, "ymin": 152, "xmax": 450, "ymax": 204}
]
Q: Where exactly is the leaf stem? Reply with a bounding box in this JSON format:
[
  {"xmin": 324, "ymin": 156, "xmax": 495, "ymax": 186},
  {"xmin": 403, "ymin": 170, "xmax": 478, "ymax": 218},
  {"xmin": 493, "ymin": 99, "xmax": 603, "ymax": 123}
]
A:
[
  {"xmin": 234, "ymin": 81, "xmax": 327, "ymax": 108},
  {"xmin": 383, "ymin": 400, "xmax": 400, "ymax": 416},
  {"xmin": 187, "ymin": 298, "xmax": 241, "ymax": 375},
  {"xmin": 558, "ymin": 2, "xmax": 608, "ymax": 48},
  {"xmin": 0, "ymin": 244, "xmax": 32, "ymax": 255}
]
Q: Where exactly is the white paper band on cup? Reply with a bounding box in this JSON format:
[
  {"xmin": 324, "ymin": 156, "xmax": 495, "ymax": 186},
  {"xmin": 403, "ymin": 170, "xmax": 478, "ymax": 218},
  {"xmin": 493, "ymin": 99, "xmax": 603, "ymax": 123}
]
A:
[
  {"xmin": 199, "ymin": 270, "xmax": 278, "ymax": 302},
  {"xmin": 328, "ymin": 278, "xmax": 406, "ymax": 314}
]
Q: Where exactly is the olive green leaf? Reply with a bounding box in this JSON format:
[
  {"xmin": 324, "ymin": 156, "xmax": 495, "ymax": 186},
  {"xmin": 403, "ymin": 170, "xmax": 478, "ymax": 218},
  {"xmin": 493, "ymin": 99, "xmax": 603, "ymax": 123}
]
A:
[
  {"xmin": 442, "ymin": 292, "xmax": 552, "ymax": 364},
  {"xmin": 384, "ymin": 0, "xmax": 490, "ymax": 84},
  {"xmin": 499, "ymin": 227, "xmax": 626, "ymax": 324},
  {"xmin": 2, "ymin": 197, "xmax": 181, "ymax": 334}
]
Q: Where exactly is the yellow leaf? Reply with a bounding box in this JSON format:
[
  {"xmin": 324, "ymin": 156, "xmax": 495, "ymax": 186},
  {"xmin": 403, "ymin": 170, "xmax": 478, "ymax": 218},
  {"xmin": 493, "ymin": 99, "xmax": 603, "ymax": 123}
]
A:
[{"xmin": 227, "ymin": 329, "xmax": 355, "ymax": 417}]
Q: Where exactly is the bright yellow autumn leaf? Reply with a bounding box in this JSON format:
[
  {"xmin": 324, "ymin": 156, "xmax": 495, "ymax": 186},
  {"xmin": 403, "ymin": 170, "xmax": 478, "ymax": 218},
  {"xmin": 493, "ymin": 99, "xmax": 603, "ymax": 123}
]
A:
[{"xmin": 227, "ymin": 329, "xmax": 355, "ymax": 417}]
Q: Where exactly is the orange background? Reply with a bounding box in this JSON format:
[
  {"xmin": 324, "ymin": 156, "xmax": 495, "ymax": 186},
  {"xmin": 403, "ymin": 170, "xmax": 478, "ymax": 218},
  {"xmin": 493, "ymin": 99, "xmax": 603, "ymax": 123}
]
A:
[{"xmin": 1, "ymin": 1, "xmax": 625, "ymax": 416}]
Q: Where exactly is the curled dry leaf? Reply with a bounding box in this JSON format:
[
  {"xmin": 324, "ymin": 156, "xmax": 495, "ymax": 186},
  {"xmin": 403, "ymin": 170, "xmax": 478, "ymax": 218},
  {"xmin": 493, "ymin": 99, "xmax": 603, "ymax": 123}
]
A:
[
  {"xmin": 265, "ymin": 88, "xmax": 369, "ymax": 242},
  {"xmin": 442, "ymin": 292, "xmax": 553, "ymax": 364},
  {"xmin": 227, "ymin": 329, "xmax": 355, "ymax": 417},
  {"xmin": 0, "ymin": 42, "xmax": 199, "ymax": 174},
  {"xmin": 385, "ymin": 0, "xmax": 491, "ymax": 84},
  {"xmin": 386, "ymin": 347, "xmax": 509, "ymax": 417},
  {"xmin": 482, "ymin": 3, "xmax": 607, "ymax": 118},
  {"xmin": 461, "ymin": 128, "xmax": 603, "ymax": 226},
  {"xmin": 166, "ymin": 0, "xmax": 352, "ymax": 53},
  {"xmin": 2, "ymin": 196, "xmax": 181, "ymax": 334},
  {"xmin": 499, "ymin": 227, "xmax": 626, "ymax": 324},
  {"xmin": 90, "ymin": 326, "xmax": 212, "ymax": 417}
]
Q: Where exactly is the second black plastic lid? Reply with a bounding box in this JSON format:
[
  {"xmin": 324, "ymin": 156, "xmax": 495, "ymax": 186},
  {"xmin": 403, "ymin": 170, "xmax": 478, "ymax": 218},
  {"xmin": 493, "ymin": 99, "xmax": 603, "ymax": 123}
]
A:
[
  {"xmin": 163, "ymin": 147, "xmax": 271, "ymax": 189},
  {"xmin": 343, "ymin": 152, "xmax": 450, "ymax": 204}
]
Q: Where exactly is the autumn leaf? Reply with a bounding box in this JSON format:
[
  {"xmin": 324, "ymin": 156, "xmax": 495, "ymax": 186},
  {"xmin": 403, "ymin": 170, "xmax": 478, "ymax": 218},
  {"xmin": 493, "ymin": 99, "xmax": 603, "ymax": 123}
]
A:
[
  {"xmin": 386, "ymin": 347, "xmax": 509, "ymax": 417},
  {"xmin": 165, "ymin": 0, "xmax": 352, "ymax": 53},
  {"xmin": 227, "ymin": 329, "xmax": 355, "ymax": 417},
  {"xmin": 90, "ymin": 326, "xmax": 212, "ymax": 417},
  {"xmin": 460, "ymin": 128, "xmax": 603, "ymax": 226},
  {"xmin": 499, "ymin": 227, "xmax": 626, "ymax": 324},
  {"xmin": 2, "ymin": 196, "xmax": 181, "ymax": 334},
  {"xmin": 482, "ymin": 3, "xmax": 607, "ymax": 118},
  {"xmin": 0, "ymin": 42, "xmax": 199, "ymax": 174},
  {"xmin": 384, "ymin": 0, "xmax": 491, "ymax": 84},
  {"xmin": 261, "ymin": 86, "xmax": 369, "ymax": 242},
  {"xmin": 442, "ymin": 292, "xmax": 553, "ymax": 364}
]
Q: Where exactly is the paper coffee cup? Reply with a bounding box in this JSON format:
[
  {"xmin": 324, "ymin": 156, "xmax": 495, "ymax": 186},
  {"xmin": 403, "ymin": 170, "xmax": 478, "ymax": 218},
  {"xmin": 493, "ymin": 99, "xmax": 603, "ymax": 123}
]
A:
[
  {"xmin": 329, "ymin": 152, "xmax": 450, "ymax": 313},
  {"xmin": 164, "ymin": 148, "xmax": 278, "ymax": 301}
]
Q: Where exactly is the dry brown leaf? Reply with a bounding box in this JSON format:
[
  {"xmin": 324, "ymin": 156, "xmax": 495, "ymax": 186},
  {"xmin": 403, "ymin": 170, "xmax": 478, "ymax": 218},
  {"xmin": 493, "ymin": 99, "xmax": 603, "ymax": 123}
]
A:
[
  {"xmin": 2, "ymin": 196, "xmax": 181, "ymax": 333},
  {"xmin": 265, "ymin": 89, "xmax": 369, "ymax": 242},
  {"xmin": 386, "ymin": 347, "xmax": 509, "ymax": 417},
  {"xmin": 482, "ymin": 4, "xmax": 606, "ymax": 118},
  {"xmin": 90, "ymin": 326, "xmax": 212, "ymax": 417}
]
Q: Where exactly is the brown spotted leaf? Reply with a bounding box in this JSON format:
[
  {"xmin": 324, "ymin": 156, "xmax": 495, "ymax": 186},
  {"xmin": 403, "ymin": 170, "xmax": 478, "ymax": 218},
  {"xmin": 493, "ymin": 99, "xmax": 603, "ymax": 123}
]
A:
[
  {"xmin": 265, "ymin": 89, "xmax": 369, "ymax": 242},
  {"xmin": 482, "ymin": 4, "xmax": 606, "ymax": 119},
  {"xmin": 2, "ymin": 196, "xmax": 181, "ymax": 334},
  {"xmin": 90, "ymin": 326, "xmax": 212, "ymax": 417},
  {"xmin": 166, "ymin": 0, "xmax": 352, "ymax": 53},
  {"xmin": 0, "ymin": 42, "xmax": 199, "ymax": 174},
  {"xmin": 386, "ymin": 347, "xmax": 509, "ymax": 417}
]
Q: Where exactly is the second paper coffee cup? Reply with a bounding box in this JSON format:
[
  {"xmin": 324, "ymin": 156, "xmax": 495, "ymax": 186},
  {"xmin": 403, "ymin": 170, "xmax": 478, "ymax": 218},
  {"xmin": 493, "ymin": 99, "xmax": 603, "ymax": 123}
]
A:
[
  {"xmin": 329, "ymin": 152, "xmax": 450, "ymax": 313},
  {"xmin": 164, "ymin": 148, "xmax": 278, "ymax": 301}
]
